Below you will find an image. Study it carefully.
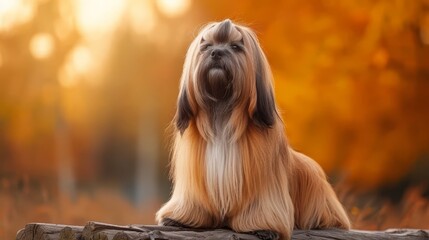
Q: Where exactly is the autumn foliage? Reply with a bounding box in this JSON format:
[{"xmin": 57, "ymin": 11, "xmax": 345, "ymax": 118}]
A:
[{"xmin": 0, "ymin": 0, "xmax": 429, "ymax": 239}]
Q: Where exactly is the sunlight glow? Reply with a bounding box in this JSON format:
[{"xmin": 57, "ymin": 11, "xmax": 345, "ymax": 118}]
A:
[
  {"xmin": 129, "ymin": 0, "xmax": 157, "ymax": 36},
  {"xmin": 70, "ymin": 46, "xmax": 93, "ymax": 75},
  {"xmin": 156, "ymin": 0, "xmax": 191, "ymax": 17},
  {"xmin": 58, "ymin": 45, "xmax": 93, "ymax": 88},
  {"xmin": 29, "ymin": 33, "xmax": 55, "ymax": 60},
  {"xmin": 56, "ymin": 2, "xmax": 75, "ymax": 41},
  {"xmin": 0, "ymin": 0, "xmax": 34, "ymax": 32},
  {"xmin": 75, "ymin": 0, "xmax": 125, "ymax": 38}
]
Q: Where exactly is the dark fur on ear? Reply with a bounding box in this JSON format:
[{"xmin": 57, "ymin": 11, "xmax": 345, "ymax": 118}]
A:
[
  {"xmin": 175, "ymin": 89, "xmax": 193, "ymax": 134},
  {"xmin": 252, "ymin": 51, "xmax": 276, "ymax": 128}
]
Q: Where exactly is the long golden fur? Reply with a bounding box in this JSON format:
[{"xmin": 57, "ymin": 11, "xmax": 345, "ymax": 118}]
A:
[{"xmin": 156, "ymin": 19, "xmax": 351, "ymax": 239}]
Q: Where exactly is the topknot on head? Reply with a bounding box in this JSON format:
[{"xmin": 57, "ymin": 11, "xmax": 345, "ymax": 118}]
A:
[
  {"xmin": 202, "ymin": 19, "xmax": 242, "ymax": 43},
  {"xmin": 214, "ymin": 19, "xmax": 232, "ymax": 42}
]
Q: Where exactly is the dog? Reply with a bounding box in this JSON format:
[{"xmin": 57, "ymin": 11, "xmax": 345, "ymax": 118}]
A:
[{"xmin": 156, "ymin": 19, "xmax": 351, "ymax": 239}]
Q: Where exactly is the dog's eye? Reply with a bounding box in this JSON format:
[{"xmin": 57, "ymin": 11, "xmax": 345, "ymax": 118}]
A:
[
  {"xmin": 200, "ymin": 44, "xmax": 212, "ymax": 52},
  {"xmin": 230, "ymin": 44, "xmax": 242, "ymax": 52}
]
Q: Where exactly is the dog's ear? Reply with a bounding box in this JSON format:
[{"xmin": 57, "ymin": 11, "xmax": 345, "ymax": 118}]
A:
[
  {"xmin": 175, "ymin": 88, "xmax": 193, "ymax": 134},
  {"xmin": 244, "ymin": 29, "xmax": 276, "ymax": 128},
  {"xmin": 253, "ymin": 63, "xmax": 276, "ymax": 128},
  {"xmin": 174, "ymin": 29, "xmax": 204, "ymax": 134}
]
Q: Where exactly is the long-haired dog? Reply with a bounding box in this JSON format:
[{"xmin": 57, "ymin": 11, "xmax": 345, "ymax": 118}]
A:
[{"xmin": 156, "ymin": 19, "xmax": 350, "ymax": 239}]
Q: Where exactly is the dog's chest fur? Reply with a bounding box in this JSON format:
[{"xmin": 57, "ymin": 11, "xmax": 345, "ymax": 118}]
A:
[{"xmin": 205, "ymin": 130, "xmax": 243, "ymax": 218}]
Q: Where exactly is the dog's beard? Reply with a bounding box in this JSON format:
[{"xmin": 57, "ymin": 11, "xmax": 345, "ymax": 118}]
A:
[
  {"xmin": 207, "ymin": 68, "xmax": 228, "ymax": 99},
  {"xmin": 198, "ymin": 57, "xmax": 233, "ymax": 101}
]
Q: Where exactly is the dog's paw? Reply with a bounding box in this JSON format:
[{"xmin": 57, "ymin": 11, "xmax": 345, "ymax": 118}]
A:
[
  {"xmin": 247, "ymin": 230, "xmax": 280, "ymax": 240},
  {"xmin": 160, "ymin": 218, "xmax": 189, "ymax": 228}
]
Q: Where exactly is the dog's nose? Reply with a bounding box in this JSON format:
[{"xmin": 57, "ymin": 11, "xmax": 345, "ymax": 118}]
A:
[{"xmin": 210, "ymin": 49, "xmax": 224, "ymax": 59}]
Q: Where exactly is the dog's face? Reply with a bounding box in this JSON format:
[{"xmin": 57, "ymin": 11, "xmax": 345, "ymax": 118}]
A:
[
  {"xmin": 196, "ymin": 20, "xmax": 245, "ymax": 102},
  {"xmin": 176, "ymin": 19, "xmax": 277, "ymax": 134}
]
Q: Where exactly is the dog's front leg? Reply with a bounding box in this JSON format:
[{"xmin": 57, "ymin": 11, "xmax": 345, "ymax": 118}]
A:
[
  {"xmin": 229, "ymin": 192, "xmax": 294, "ymax": 240},
  {"xmin": 156, "ymin": 197, "xmax": 220, "ymax": 229}
]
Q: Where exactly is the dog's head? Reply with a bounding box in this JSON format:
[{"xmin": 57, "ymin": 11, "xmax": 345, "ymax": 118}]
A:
[{"xmin": 176, "ymin": 19, "xmax": 277, "ymax": 134}]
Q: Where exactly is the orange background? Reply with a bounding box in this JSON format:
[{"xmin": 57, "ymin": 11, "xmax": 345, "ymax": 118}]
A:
[{"xmin": 1, "ymin": 0, "xmax": 429, "ymax": 239}]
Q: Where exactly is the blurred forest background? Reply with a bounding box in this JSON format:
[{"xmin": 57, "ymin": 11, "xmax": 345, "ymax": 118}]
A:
[{"xmin": 1, "ymin": 0, "xmax": 429, "ymax": 239}]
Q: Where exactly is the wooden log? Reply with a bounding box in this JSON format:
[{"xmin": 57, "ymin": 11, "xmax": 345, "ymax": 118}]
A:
[
  {"xmin": 16, "ymin": 222, "xmax": 429, "ymax": 240},
  {"xmin": 15, "ymin": 223, "xmax": 83, "ymax": 240},
  {"xmin": 292, "ymin": 228, "xmax": 429, "ymax": 240},
  {"xmin": 81, "ymin": 221, "xmax": 261, "ymax": 240}
]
